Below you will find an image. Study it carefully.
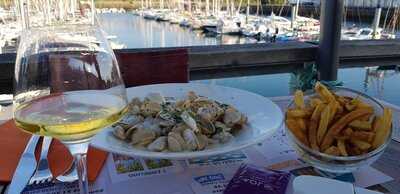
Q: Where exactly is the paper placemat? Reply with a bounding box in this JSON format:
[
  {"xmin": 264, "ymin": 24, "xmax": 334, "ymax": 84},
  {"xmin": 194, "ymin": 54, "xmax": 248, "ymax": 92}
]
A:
[{"xmin": 15, "ymin": 97, "xmax": 398, "ymax": 194}]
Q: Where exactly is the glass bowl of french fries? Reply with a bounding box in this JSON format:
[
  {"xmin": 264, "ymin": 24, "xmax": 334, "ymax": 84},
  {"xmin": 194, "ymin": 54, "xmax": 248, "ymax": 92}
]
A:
[{"xmin": 285, "ymin": 82, "xmax": 393, "ymax": 173}]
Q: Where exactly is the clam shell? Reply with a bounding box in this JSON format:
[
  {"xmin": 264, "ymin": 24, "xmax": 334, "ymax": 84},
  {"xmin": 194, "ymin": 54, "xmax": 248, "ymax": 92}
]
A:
[
  {"xmin": 197, "ymin": 107, "xmax": 215, "ymax": 121},
  {"xmin": 141, "ymin": 101, "xmax": 162, "ymax": 116},
  {"xmin": 131, "ymin": 129, "xmax": 156, "ymax": 145},
  {"xmin": 181, "ymin": 111, "xmax": 199, "ymax": 132},
  {"xmin": 187, "ymin": 91, "xmax": 198, "ymax": 101},
  {"xmin": 196, "ymin": 134, "xmax": 209, "ymax": 150},
  {"xmin": 130, "ymin": 105, "xmax": 141, "ymax": 114},
  {"xmin": 147, "ymin": 137, "xmax": 167, "ymax": 152},
  {"xmin": 199, "ymin": 118, "xmax": 216, "ymax": 135},
  {"xmin": 215, "ymin": 121, "xmax": 231, "ymax": 132},
  {"xmin": 168, "ymin": 132, "xmax": 186, "ymax": 152},
  {"xmin": 145, "ymin": 93, "xmax": 165, "ymax": 104},
  {"xmin": 142, "ymin": 117, "xmax": 162, "ymax": 135},
  {"xmin": 223, "ymin": 107, "xmax": 242, "ymax": 127},
  {"xmin": 129, "ymin": 97, "xmax": 142, "ymax": 107},
  {"xmin": 212, "ymin": 131, "xmax": 234, "ymax": 143},
  {"xmin": 182, "ymin": 128, "xmax": 199, "ymax": 151},
  {"xmin": 171, "ymin": 123, "xmax": 187, "ymax": 134},
  {"xmin": 119, "ymin": 114, "xmax": 144, "ymax": 126},
  {"xmin": 113, "ymin": 125, "xmax": 127, "ymax": 140}
]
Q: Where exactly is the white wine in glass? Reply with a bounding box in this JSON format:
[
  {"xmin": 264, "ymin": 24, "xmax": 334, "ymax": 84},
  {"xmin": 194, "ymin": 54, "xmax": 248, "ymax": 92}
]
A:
[{"xmin": 13, "ymin": 1, "xmax": 127, "ymax": 193}]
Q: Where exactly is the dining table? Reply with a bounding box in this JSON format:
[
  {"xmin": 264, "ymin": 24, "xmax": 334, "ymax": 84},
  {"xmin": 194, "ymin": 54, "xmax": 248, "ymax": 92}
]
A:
[{"xmin": 0, "ymin": 94, "xmax": 400, "ymax": 194}]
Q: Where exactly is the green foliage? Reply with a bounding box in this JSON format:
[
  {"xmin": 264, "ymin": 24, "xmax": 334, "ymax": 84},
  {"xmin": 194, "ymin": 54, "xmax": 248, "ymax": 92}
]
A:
[
  {"xmin": 290, "ymin": 64, "xmax": 343, "ymax": 92},
  {"xmin": 116, "ymin": 161, "xmax": 144, "ymax": 174},
  {"xmin": 290, "ymin": 64, "xmax": 318, "ymax": 91},
  {"xmin": 268, "ymin": 0, "xmax": 287, "ymax": 5},
  {"xmin": 145, "ymin": 159, "xmax": 173, "ymax": 169}
]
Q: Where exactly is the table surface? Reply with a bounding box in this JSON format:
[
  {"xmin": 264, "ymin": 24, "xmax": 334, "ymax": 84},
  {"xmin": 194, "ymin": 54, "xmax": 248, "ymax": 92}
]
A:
[{"xmin": 1, "ymin": 98, "xmax": 400, "ymax": 194}]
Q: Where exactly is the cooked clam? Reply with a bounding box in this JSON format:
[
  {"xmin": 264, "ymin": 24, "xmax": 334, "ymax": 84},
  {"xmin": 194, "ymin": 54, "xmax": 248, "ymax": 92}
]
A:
[
  {"xmin": 183, "ymin": 128, "xmax": 200, "ymax": 150},
  {"xmin": 147, "ymin": 136, "xmax": 167, "ymax": 151},
  {"xmin": 145, "ymin": 92, "xmax": 165, "ymax": 104},
  {"xmin": 223, "ymin": 107, "xmax": 242, "ymax": 127},
  {"xmin": 131, "ymin": 129, "xmax": 156, "ymax": 146},
  {"xmin": 112, "ymin": 91, "xmax": 247, "ymax": 152},
  {"xmin": 168, "ymin": 132, "xmax": 187, "ymax": 152},
  {"xmin": 181, "ymin": 111, "xmax": 199, "ymax": 132},
  {"xmin": 113, "ymin": 125, "xmax": 127, "ymax": 140},
  {"xmin": 212, "ymin": 131, "xmax": 234, "ymax": 143}
]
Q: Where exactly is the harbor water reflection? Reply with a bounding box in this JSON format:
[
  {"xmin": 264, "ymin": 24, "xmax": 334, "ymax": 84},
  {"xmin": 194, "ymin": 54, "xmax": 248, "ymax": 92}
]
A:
[
  {"xmin": 99, "ymin": 13, "xmax": 258, "ymax": 48},
  {"xmin": 98, "ymin": 13, "xmax": 400, "ymax": 107}
]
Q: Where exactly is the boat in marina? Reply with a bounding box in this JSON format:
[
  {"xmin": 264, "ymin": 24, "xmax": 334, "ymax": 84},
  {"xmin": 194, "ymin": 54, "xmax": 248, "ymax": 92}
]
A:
[{"xmin": 342, "ymin": 27, "xmax": 396, "ymax": 40}]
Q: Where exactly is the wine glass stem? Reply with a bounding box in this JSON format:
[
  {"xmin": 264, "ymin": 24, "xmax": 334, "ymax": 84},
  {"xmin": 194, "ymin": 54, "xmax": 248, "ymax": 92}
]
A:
[
  {"xmin": 76, "ymin": 153, "xmax": 89, "ymax": 194},
  {"xmin": 66, "ymin": 142, "xmax": 90, "ymax": 194}
]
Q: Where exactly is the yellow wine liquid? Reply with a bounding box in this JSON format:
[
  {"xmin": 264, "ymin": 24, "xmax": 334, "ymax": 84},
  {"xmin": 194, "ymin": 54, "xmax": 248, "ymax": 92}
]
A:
[{"xmin": 15, "ymin": 91, "xmax": 127, "ymax": 142}]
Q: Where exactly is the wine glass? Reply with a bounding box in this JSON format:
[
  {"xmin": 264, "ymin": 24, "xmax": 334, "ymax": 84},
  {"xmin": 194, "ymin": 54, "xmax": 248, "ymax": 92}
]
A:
[{"xmin": 13, "ymin": 1, "xmax": 128, "ymax": 193}]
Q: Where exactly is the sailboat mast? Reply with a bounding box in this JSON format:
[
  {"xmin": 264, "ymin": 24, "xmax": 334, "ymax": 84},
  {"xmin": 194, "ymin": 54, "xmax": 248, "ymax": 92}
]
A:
[
  {"xmin": 383, "ymin": 0, "xmax": 394, "ymax": 30},
  {"xmin": 206, "ymin": 0, "xmax": 209, "ymax": 15},
  {"xmin": 236, "ymin": 0, "xmax": 242, "ymax": 15},
  {"xmin": 256, "ymin": 0, "xmax": 259, "ymax": 16},
  {"xmin": 245, "ymin": 0, "xmax": 249, "ymax": 23},
  {"xmin": 225, "ymin": 0, "xmax": 229, "ymax": 15},
  {"xmin": 230, "ymin": 0, "xmax": 234, "ymax": 16}
]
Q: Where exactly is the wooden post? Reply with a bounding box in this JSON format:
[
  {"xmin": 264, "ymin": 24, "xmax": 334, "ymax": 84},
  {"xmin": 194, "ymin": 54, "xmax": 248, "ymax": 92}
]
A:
[{"xmin": 317, "ymin": 0, "xmax": 344, "ymax": 81}]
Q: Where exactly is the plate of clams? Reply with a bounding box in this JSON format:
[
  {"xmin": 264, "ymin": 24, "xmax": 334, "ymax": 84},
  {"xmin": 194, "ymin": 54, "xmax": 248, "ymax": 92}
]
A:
[{"xmin": 91, "ymin": 83, "xmax": 284, "ymax": 159}]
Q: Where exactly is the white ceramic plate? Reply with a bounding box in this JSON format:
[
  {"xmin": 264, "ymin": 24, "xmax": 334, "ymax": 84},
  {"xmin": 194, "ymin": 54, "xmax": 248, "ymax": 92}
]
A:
[{"xmin": 91, "ymin": 83, "xmax": 283, "ymax": 159}]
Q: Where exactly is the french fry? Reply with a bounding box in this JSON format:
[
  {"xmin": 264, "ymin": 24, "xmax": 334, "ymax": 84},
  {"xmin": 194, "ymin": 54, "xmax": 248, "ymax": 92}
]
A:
[
  {"xmin": 345, "ymin": 103, "xmax": 357, "ymax": 111},
  {"xmin": 286, "ymin": 119, "xmax": 309, "ymax": 146},
  {"xmin": 317, "ymin": 105, "xmax": 331, "ymax": 145},
  {"xmin": 372, "ymin": 116, "xmax": 382, "ymax": 132},
  {"xmin": 286, "ymin": 82, "xmax": 389, "ymax": 157},
  {"xmin": 315, "ymin": 82, "xmax": 336, "ymax": 102},
  {"xmin": 345, "ymin": 97, "xmax": 362, "ymax": 111},
  {"xmin": 336, "ymin": 104, "xmax": 344, "ymax": 115},
  {"xmin": 308, "ymin": 103, "xmax": 326, "ymax": 151},
  {"xmin": 294, "ymin": 90, "xmax": 305, "ymax": 109},
  {"xmin": 343, "ymin": 128, "xmax": 354, "ymax": 136},
  {"xmin": 337, "ymin": 139, "xmax": 348, "ymax": 156},
  {"xmin": 286, "ymin": 109, "xmax": 311, "ymax": 118},
  {"xmin": 327, "ymin": 101, "xmax": 338, "ymax": 125},
  {"xmin": 335, "ymin": 135, "xmax": 349, "ymax": 140},
  {"xmin": 320, "ymin": 108, "xmax": 374, "ymax": 151},
  {"xmin": 296, "ymin": 119, "xmax": 307, "ymax": 132},
  {"xmin": 348, "ymin": 120, "xmax": 372, "ymax": 131},
  {"xmin": 351, "ymin": 131, "xmax": 375, "ymax": 142},
  {"xmin": 324, "ymin": 146, "xmax": 341, "ymax": 156},
  {"xmin": 357, "ymin": 101, "xmax": 373, "ymax": 110},
  {"xmin": 350, "ymin": 138, "xmax": 371, "ymax": 150},
  {"xmin": 336, "ymin": 95, "xmax": 349, "ymax": 106},
  {"xmin": 359, "ymin": 114, "xmax": 372, "ymax": 121},
  {"xmin": 372, "ymin": 108, "xmax": 392, "ymax": 149},
  {"xmin": 348, "ymin": 146, "xmax": 362, "ymax": 156},
  {"xmin": 310, "ymin": 98, "xmax": 323, "ymax": 108}
]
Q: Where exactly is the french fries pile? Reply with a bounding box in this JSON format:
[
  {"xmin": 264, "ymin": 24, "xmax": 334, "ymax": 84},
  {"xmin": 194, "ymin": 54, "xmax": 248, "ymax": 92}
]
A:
[{"xmin": 286, "ymin": 82, "xmax": 392, "ymax": 157}]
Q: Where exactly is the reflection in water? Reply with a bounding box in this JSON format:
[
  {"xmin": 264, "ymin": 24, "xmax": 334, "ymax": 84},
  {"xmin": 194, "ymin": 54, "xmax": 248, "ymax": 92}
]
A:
[
  {"xmin": 196, "ymin": 67, "xmax": 400, "ymax": 106},
  {"xmin": 363, "ymin": 67, "xmax": 400, "ymax": 100},
  {"xmin": 98, "ymin": 14, "xmax": 400, "ymax": 107},
  {"xmin": 99, "ymin": 13, "xmax": 257, "ymax": 48}
]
